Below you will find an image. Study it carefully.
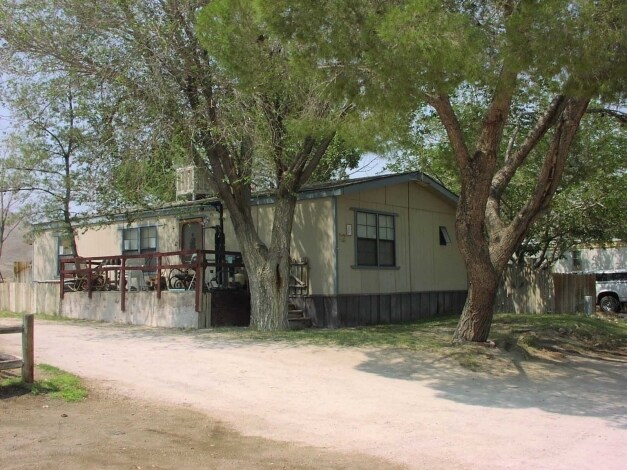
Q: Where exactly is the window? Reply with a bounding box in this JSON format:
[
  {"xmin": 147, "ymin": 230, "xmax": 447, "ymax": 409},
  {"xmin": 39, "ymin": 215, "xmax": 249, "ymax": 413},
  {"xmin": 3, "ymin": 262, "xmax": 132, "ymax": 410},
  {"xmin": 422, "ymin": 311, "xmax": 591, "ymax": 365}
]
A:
[
  {"xmin": 355, "ymin": 211, "xmax": 396, "ymax": 267},
  {"xmin": 122, "ymin": 226, "xmax": 157, "ymax": 254},
  {"xmin": 572, "ymin": 250, "xmax": 582, "ymax": 271},
  {"xmin": 439, "ymin": 226, "xmax": 451, "ymax": 246},
  {"xmin": 56, "ymin": 236, "xmax": 74, "ymax": 276}
]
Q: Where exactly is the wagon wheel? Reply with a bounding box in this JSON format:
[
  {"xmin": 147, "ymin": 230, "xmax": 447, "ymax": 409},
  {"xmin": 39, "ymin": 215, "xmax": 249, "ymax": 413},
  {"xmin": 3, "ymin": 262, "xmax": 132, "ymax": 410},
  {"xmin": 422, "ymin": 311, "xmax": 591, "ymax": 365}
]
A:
[
  {"xmin": 168, "ymin": 269, "xmax": 186, "ymax": 289},
  {"xmin": 92, "ymin": 274, "xmax": 106, "ymax": 291},
  {"xmin": 76, "ymin": 277, "xmax": 89, "ymax": 291}
]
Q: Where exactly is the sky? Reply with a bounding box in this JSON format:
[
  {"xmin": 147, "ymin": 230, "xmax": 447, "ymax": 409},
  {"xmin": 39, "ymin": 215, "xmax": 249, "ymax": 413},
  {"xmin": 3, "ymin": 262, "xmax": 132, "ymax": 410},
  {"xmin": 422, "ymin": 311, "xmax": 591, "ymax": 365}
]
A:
[
  {"xmin": 0, "ymin": 100, "xmax": 390, "ymax": 180},
  {"xmin": 0, "ymin": 103, "xmax": 11, "ymax": 133},
  {"xmin": 350, "ymin": 153, "xmax": 389, "ymax": 179}
]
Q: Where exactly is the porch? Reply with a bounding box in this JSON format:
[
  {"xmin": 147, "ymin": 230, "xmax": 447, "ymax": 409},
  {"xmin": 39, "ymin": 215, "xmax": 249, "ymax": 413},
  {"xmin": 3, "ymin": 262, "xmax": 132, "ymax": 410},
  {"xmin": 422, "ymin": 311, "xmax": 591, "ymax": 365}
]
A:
[
  {"xmin": 58, "ymin": 250, "xmax": 311, "ymax": 328},
  {"xmin": 59, "ymin": 249, "xmax": 248, "ymax": 328}
]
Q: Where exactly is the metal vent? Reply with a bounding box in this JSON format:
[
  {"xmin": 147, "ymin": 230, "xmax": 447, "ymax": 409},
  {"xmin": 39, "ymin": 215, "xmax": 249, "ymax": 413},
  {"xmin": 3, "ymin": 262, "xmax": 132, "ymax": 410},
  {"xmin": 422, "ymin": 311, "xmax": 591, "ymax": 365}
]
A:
[{"xmin": 175, "ymin": 166, "xmax": 212, "ymax": 200}]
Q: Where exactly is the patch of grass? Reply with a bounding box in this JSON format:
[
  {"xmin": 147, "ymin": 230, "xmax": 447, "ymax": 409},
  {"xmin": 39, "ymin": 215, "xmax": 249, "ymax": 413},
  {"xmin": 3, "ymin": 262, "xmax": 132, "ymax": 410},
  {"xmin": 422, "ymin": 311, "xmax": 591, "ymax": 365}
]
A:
[
  {"xmin": 0, "ymin": 364, "xmax": 88, "ymax": 402},
  {"xmin": 205, "ymin": 313, "xmax": 626, "ymax": 371},
  {"xmin": 490, "ymin": 313, "xmax": 627, "ymax": 356},
  {"xmin": 208, "ymin": 315, "xmax": 461, "ymax": 352},
  {"xmin": 0, "ymin": 310, "xmax": 68, "ymax": 322},
  {"xmin": 0, "ymin": 310, "xmax": 23, "ymax": 319}
]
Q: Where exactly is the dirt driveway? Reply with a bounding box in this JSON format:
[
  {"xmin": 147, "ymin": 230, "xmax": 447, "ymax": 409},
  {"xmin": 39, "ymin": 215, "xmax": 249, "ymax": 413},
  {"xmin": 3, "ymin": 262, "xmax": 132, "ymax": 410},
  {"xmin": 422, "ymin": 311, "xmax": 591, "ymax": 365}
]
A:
[{"xmin": 1, "ymin": 319, "xmax": 626, "ymax": 469}]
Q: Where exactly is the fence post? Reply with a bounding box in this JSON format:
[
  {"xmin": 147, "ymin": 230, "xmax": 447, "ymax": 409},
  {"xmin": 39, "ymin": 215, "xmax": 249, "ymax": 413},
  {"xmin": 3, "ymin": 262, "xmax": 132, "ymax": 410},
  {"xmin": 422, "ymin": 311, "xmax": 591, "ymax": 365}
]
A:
[
  {"xmin": 120, "ymin": 259, "xmax": 126, "ymax": 312},
  {"xmin": 157, "ymin": 254, "xmax": 162, "ymax": 300},
  {"xmin": 22, "ymin": 314, "xmax": 34, "ymax": 384}
]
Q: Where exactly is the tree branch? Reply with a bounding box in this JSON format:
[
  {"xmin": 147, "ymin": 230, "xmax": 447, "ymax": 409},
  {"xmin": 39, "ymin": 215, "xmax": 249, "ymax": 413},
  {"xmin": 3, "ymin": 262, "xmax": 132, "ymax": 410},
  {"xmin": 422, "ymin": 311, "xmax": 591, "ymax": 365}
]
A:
[
  {"xmin": 299, "ymin": 133, "xmax": 336, "ymax": 185},
  {"xmin": 427, "ymin": 95, "xmax": 470, "ymax": 169},
  {"xmin": 494, "ymin": 97, "xmax": 590, "ymax": 269},
  {"xmin": 586, "ymin": 107, "xmax": 626, "ymax": 124},
  {"xmin": 491, "ymin": 96, "xmax": 567, "ymax": 199},
  {"xmin": 5, "ymin": 166, "xmax": 64, "ymax": 177}
]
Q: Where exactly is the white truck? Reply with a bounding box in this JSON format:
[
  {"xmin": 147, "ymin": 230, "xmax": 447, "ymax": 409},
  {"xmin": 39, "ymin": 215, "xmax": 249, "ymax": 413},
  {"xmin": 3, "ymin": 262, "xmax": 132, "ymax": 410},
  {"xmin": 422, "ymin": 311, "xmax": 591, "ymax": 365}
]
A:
[{"xmin": 594, "ymin": 270, "xmax": 627, "ymax": 313}]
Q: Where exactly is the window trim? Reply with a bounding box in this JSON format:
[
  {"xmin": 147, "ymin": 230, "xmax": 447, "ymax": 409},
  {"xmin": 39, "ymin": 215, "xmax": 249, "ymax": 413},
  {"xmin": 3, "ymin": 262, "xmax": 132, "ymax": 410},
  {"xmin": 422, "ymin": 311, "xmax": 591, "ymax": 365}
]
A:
[
  {"xmin": 352, "ymin": 209, "xmax": 398, "ymax": 269},
  {"xmin": 179, "ymin": 218, "xmax": 204, "ymax": 262},
  {"xmin": 121, "ymin": 225, "xmax": 158, "ymax": 254}
]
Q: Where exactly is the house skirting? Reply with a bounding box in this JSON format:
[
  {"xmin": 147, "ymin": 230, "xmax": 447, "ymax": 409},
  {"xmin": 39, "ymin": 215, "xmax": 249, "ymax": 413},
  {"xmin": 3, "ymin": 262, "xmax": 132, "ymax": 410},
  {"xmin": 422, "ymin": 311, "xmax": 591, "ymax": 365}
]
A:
[
  {"xmin": 291, "ymin": 291, "xmax": 468, "ymax": 328},
  {"xmin": 61, "ymin": 291, "xmax": 210, "ymax": 329}
]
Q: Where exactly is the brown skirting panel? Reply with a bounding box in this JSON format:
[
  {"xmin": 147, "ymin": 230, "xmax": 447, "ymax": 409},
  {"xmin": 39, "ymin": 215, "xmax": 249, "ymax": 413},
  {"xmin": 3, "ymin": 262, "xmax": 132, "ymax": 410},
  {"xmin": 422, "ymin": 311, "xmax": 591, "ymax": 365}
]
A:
[{"xmin": 291, "ymin": 291, "xmax": 468, "ymax": 328}]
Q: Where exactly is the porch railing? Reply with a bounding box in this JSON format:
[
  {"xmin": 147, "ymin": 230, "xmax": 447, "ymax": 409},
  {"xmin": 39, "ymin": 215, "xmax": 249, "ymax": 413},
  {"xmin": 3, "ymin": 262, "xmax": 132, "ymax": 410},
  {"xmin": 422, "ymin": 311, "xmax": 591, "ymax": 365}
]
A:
[{"xmin": 60, "ymin": 249, "xmax": 244, "ymax": 313}]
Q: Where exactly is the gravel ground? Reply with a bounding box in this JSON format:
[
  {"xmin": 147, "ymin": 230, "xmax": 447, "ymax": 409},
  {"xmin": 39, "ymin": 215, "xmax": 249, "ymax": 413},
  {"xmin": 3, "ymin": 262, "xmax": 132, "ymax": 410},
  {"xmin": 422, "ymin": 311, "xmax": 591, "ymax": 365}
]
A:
[{"xmin": 1, "ymin": 318, "xmax": 626, "ymax": 469}]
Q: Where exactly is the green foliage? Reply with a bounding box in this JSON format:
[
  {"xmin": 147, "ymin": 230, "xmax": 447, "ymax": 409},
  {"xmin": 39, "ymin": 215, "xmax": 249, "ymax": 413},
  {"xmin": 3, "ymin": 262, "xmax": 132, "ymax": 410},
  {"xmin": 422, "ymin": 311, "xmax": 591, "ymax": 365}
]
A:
[
  {"xmin": 309, "ymin": 137, "xmax": 361, "ymax": 183},
  {"xmin": 263, "ymin": 0, "xmax": 625, "ymax": 106},
  {"xmin": 0, "ymin": 155, "xmax": 30, "ymax": 260},
  {"xmin": 387, "ymin": 101, "xmax": 627, "ymax": 267},
  {"xmin": 0, "ymin": 2, "xmax": 195, "ymax": 216},
  {"xmin": 514, "ymin": 111, "xmax": 627, "ymax": 265},
  {"xmin": 197, "ymin": 0, "xmax": 357, "ymax": 189}
]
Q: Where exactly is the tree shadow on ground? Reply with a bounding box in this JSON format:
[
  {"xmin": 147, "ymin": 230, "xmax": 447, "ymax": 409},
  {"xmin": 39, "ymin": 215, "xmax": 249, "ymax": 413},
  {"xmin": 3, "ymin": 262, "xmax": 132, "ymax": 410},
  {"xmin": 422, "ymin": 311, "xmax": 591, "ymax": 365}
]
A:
[{"xmin": 355, "ymin": 348, "xmax": 627, "ymax": 429}]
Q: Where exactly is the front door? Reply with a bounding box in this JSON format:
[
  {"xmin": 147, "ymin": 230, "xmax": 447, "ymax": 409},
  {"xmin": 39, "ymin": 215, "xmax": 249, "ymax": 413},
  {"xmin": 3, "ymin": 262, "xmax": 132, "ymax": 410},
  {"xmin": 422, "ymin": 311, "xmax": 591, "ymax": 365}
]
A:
[{"xmin": 180, "ymin": 219, "xmax": 203, "ymax": 262}]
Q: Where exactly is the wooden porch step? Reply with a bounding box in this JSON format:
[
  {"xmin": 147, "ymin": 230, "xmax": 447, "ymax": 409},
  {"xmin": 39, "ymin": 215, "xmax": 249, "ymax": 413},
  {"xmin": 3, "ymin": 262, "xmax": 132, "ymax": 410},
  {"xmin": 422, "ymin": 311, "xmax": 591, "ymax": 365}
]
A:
[
  {"xmin": 288, "ymin": 316, "xmax": 312, "ymax": 329},
  {"xmin": 288, "ymin": 309, "xmax": 305, "ymax": 319}
]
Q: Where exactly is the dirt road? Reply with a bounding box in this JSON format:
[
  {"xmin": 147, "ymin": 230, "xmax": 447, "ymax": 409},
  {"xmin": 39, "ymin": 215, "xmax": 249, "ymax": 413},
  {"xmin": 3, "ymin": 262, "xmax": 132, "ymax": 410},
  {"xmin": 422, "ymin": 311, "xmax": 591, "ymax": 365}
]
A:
[{"xmin": 1, "ymin": 319, "xmax": 626, "ymax": 469}]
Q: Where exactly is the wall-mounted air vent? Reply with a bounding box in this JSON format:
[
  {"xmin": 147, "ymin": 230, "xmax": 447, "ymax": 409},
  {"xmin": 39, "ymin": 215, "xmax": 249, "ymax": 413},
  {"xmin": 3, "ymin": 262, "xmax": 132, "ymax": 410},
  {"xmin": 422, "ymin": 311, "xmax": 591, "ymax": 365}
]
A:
[{"xmin": 175, "ymin": 166, "xmax": 213, "ymax": 200}]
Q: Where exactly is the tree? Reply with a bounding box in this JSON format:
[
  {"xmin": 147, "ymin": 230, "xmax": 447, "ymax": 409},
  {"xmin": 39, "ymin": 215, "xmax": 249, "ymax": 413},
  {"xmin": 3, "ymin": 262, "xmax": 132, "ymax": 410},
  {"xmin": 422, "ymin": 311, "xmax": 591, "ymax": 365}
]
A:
[
  {"xmin": 0, "ymin": 0, "xmax": 355, "ymax": 329},
  {"xmin": 512, "ymin": 111, "xmax": 627, "ymax": 268},
  {"xmin": 261, "ymin": 0, "xmax": 626, "ymax": 341},
  {"xmin": 0, "ymin": 73, "xmax": 106, "ymax": 257},
  {"xmin": 0, "ymin": 155, "xmax": 29, "ymax": 276},
  {"xmin": 387, "ymin": 106, "xmax": 627, "ymax": 269}
]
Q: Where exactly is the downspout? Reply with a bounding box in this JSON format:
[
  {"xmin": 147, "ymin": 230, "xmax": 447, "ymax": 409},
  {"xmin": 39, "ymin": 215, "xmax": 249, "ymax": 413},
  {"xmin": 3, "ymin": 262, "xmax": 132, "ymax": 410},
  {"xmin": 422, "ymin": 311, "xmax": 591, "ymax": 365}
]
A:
[{"xmin": 332, "ymin": 195, "xmax": 339, "ymax": 296}]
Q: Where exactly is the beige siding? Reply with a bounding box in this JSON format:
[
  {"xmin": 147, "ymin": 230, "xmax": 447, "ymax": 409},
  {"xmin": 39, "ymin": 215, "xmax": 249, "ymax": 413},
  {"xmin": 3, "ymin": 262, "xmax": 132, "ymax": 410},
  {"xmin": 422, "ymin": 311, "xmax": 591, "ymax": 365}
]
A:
[
  {"xmin": 32, "ymin": 231, "xmax": 57, "ymax": 281},
  {"xmin": 32, "ymin": 178, "xmax": 467, "ymax": 296},
  {"xmin": 252, "ymin": 199, "xmax": 335, "ymax": 295},
  {"xmin": 337, "ymin": 181, "xmax": 467, "ymax": 295},
  {"xmin": 33, "ymin": 217, "xmax": 187, "ymax": 281},
  {"xmin": 75, "ymin": 224, "xmax": 121, "ymax": 257},
  {"xmin": 291, "ymin": 199, "xmax": 335, "ymax": 295}
]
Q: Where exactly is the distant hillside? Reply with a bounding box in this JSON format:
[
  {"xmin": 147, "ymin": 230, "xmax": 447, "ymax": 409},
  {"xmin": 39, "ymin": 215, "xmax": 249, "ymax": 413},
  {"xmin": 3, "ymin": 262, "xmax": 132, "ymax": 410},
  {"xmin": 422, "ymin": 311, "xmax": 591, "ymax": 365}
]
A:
[{"xmin": 1, "ymin": 223, "xmax": 33, "ymax": 281}]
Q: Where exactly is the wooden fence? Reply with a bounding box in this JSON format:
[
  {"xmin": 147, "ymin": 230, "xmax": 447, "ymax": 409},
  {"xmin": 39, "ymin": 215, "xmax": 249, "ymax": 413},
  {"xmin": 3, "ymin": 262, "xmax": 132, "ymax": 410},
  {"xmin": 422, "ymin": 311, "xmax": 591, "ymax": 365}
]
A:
[
  {"xmin": 495, "ymin": 266, "xmax": 596, "ymax": 314},
  {"xmin": 0, "ymin": 314, "xmax": 34, "ymax": 383},
  {"xmin": 13, "ymin": 262, "xmax": 32, "ymax": 283},
  {"xmin": 552, "ymin": 273, "xmax": 596, "ymax": 313},
  {"xmin": 0, "ymin": 282, "xmax": 60, "ymax": 314}
]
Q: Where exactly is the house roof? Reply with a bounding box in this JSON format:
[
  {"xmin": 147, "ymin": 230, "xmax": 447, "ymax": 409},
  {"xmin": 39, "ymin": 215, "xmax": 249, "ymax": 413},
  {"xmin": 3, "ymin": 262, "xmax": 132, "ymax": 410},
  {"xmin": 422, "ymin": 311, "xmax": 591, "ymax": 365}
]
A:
[
  {"xmin": 34, "ymin": 171, "xmax": 457, "ymax": 229},
  {"xmin": 297, "ymin": 171, "xmax": 458, "ymax": 204}
]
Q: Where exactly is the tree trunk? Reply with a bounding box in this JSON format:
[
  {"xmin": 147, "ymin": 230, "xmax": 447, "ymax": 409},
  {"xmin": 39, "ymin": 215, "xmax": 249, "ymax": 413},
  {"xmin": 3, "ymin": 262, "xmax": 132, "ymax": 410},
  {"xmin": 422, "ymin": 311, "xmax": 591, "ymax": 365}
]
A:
[
  {"xmin": 227, "ymin": 195, "xmax": 296, "ymax": 330},
  {"xmin": 245, "ymin": 249, "xmax": 291, "ymax": 330},
  {"xmin": 453, "ymin": 261, "xmax": 500, "ymax": 342}
]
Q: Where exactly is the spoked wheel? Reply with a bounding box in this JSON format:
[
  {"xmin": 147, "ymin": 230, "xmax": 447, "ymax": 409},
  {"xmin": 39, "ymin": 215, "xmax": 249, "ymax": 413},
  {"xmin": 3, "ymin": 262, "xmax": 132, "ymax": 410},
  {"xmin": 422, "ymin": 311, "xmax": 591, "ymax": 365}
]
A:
[
  {"xmin": 76, "ymin": 277, "xmax": 89, "ymax": 291},
  {"xmin": 168, "ymin": 269, "xmax": 187, "ymax": 289},
  {"xmin": 92, "ymin": 275, "xmax": 106, "ymax": 291}
]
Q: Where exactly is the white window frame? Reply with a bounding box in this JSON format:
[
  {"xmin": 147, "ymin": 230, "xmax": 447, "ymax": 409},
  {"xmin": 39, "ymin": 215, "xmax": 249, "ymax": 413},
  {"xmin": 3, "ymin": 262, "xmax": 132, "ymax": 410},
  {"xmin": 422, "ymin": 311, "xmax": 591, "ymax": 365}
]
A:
[{"xmin": 122, "ymin": 226, "xmax": 158, "ymax": 254}]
